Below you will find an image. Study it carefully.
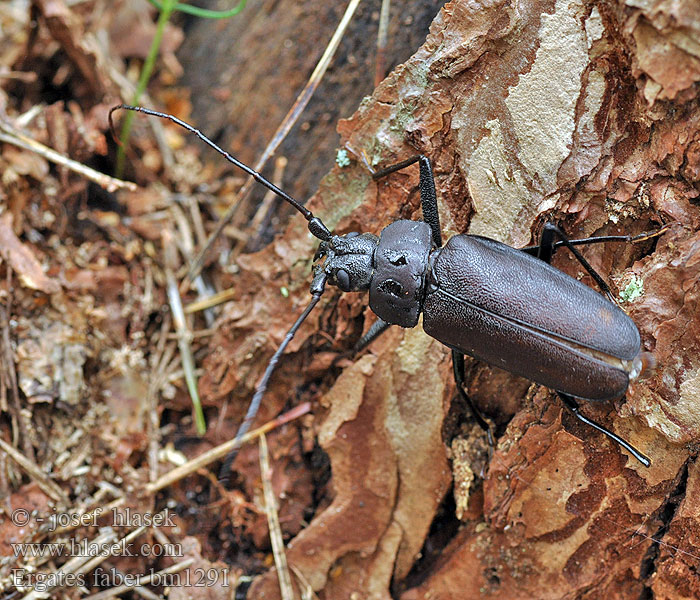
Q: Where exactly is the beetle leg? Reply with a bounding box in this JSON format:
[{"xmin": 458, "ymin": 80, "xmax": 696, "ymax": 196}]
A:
[
  {"xmin": 523, "ymin": 222, "xmax": 674, "ymax": 302},
  {"xmin": 521, "ymin": 222, "xmax": 675, "ymax": 258},
  {"xmin": 531, "ymin": 223, "xmax": 616, "ymax": 303},
  {"xmin": 219, "ymin": 273, "xmax": 328, "ymax": 485},
  {"xmin": 452, "ymin": 350, "xmax": 495, "ymax": 448},
  {"xmin": 353, "ymin": 317, "xmax": 392, "ymax": 353},
  {"xmin": 558, "ymin": 392, "xmax": 651, "ymax": 467},
  {"xmin": 372, "ymin": 155, "xmax": 442, "ymax": 247}
]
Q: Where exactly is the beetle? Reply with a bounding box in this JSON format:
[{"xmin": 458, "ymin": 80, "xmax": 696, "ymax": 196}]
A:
[{"xmin": 110, "ymin": 105, "xmax": 665, "ymax": 476}]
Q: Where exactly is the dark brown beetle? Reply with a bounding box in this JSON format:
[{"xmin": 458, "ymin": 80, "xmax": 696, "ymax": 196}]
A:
[{"xmin": 111, "ymin": 106, "xmax": 663, "ymax": 475}]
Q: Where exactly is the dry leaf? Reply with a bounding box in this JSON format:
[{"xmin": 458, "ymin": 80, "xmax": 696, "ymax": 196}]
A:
[{"xmin": 0, "ymin": 212, "xmax": 60, "ymax": 294}]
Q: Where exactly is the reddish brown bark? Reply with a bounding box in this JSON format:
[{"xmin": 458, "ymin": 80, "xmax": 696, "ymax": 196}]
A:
[
  {"xmin": 1, "ymin": 0, "xmax": 698, "ymax": 599},
  {"xmin": 197, "ymin": 0, "xmax": 700, "ymax": 597}
]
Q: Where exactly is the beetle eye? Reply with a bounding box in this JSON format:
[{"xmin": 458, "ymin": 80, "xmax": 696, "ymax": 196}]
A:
[
  {"xmin": 380, "ymin": 279, "xmax": 404, "ymax": 297},
  {"xmin": 336, "ymin": 268, "xmax": 351, "ymax": 291}
]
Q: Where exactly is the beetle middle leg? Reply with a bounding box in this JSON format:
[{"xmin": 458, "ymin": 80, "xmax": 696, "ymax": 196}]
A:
[
  {"xmin": 453, "ymin": 350, "xmax": 495, "ymax": 449},
  {"xmin": 529, "ymin": 223, "xmax": 617, "ymax": 302},
  {"xmin": 372, "ymin": 155, "xmax": 499, "ymax": 451},
  {"xmin": 523, "ymin": 222, "xmax": 673, "ymax": 302}
]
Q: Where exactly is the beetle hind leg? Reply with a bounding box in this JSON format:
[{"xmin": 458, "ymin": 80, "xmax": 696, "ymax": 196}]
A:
[
  {"xmin": 557, "ymin": 392, "xmax": 651, "ymax": 467},
  {"xmin": 452, "ymin": 350, "xmax": 495, "ymax": 449}
]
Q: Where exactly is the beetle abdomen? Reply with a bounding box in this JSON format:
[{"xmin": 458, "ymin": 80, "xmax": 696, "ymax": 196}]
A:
[{"xmin": 422, "ymin": 235, "xmax": 641, "ymax": 401}]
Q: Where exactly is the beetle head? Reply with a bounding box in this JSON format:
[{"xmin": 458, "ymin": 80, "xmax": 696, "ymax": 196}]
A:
[{"xmin": 316, "ymin": 232, "xmax": 378, "ymax": 292}]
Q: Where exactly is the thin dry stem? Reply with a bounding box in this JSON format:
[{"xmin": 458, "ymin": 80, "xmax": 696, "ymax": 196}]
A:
[
  {"xmin": 147, "ymin": 312, "xmax": 173, "ymax": 482},
  {"xmin": 187, "ymin": 0, "xmax": 364, "ymax": 281},
  {"xmin": 163, "ymin": 229, "xmax": 205, "ymax": 434},
  {"xmin": 81, "ymin": 558, "xmax": 195, "ymax": 600},
  {"xmin": 0, "ymin": 437, "xmax": 67, "ymax": 503},
  {"xmin": 374, "ymin": 0, "xmax": 391, "ymax": 87},
  {"xmin": 0, "ymin": 120, "xmax": 137, "ymax": 193},
  {"xmin": 185, "ymin": 288, "xmax": 237, "ymax": 313},
  {"xmin": 19, "ymin": 527, "xmax": 142, "ymax": 600},
  {"xmin": 0, "ymin": 305, "xmax": 34, "ymax": 463},
  {"xmin": 289, "ymin": 565, "xmax": 320, "ymax": 600},
  {"xmin": 49, "ymin": 404, "xmax": 311, "ymax": 540},
  {"xmin": 243, "ymin": 155, "xmax": 288, "ymax": 254},
  {"xmin": 146, "ymin": 402, "xmax": 311, "ymax": 495},
  {"xmin": 259, "ymin": 433, "xmax": 294, "ymax": 600}
]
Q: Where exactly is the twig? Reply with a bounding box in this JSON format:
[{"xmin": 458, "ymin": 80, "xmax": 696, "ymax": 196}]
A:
[
  {"xmin": 18, "ymin": 530, "xmax": 118, "ymax": 597},
  {"xmin": 95, "ymin": 564, "xmax": 161, "ymax": 600},
  {"xmin": 243, "ymin": 155, "xmax": 288, "ymax": 255},
  {"xmin": 0, "ymin": 437, "xmax": 67, "ymax": 503},
  {"xmin": 145, "ymin": 402, "xmax": 311, "ymax": 494},
  {"xmin": 170, "ymin": 200, "xmax": 217, "ymax": 326},
  {"xmin": 187, "ymin": 0, "xmax": 364, "ymax": 281},
  {"xmin": 374, "ymin": 0, "xmax": 391, "ymax": 87},
  {"xmin": 70, "ymin": 526, "xmax": 148, "ymax": 582},
  {"xmin": 19, "ymin": 527, "xmax": 143, "ymax": 600},
  {"xmin": 0, "ymin": 120, "xmax": 137, "ymax": 193},
  {"xmin": 147, "ymin": 312, "xmax": 172, "ymax": 482},
  {"xmin": 0, "ymin": 304, "xmax": 34, "ymax": 462},
  {"xmin": 259, "ymin": 434, "xmax": 294, "ymax": 599},
  {"xmin": 49, "ymin": 404, "xmax": 311, "ymax": 538},
  {"xmin": 184, "ymin": 287, "xmax": 237, "ymax": 313},
  {"xmin": 289, "ymin": 565, "xmax": 320, "ymax": 600},
  {"xmin": 163, "ymin": 229, "xmax": 206, "ymax": 434}
]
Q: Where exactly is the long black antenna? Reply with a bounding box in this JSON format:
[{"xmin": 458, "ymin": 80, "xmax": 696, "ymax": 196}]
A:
[
  {"xmin": 109, "ymin": 104, "xmax": 332, "ymax": 483},
  {"xmin": 219, "ymin": 272, "xmax": 327, "ymax": 485},
  {"xmin": 109, "ymin": 105, "xmax": 332, "ymax": 242}
]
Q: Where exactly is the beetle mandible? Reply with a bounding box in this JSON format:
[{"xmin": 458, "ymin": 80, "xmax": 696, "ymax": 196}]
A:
[{"xmin": 111, "ymin": 105, "xmax": 665, "ymax": 474}]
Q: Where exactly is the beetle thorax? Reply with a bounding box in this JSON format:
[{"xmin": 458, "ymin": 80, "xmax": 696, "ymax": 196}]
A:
[{"xmin": 368, "ymin": 220, "xmax": 434, "ymax": 328}]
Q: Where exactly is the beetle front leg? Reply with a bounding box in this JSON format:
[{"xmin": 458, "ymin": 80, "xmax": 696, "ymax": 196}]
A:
[
  {"xmin": 372, "ymin": 155, "xmax": 442, "ymax": 248},
  {"xmin": 353, "ymin": 317, "xmax": 391, "ymax": 353},
  {"xmin": 558, "ymin": 392, "xmax": 651, "ymax": 467},
  {"xmin": 452, "ymin": 350, "xmax": 495, "ymax": 448}
]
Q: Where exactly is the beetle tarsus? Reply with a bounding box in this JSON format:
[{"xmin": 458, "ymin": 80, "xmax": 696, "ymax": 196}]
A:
[{"xmin": 558, "ymin": 392, "xmax": 651, "ymax": 467}]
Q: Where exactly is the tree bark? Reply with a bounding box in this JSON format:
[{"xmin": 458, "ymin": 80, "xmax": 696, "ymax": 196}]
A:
[{"xmin": 178, "ymin": 0, "xmax": 446, "ymax": 222}]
